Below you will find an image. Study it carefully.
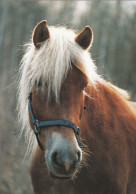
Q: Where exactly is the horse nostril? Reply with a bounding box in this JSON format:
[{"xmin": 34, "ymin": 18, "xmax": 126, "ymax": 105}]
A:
[
  {"xmin": 77, "ymin": 150, "xmax": 81, "ymax": 163},
  {"xmin": 52, "ymin": 151, "xmax": 59, "ymax": 167}
]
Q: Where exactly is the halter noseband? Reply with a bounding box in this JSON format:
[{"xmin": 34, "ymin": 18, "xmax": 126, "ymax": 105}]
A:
[{"xmin": 28, "ymin": 92, "xmax": 81, "ymax": 150}]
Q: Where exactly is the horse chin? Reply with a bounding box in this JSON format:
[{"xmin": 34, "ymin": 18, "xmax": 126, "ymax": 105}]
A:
[{"xmin": 50, "ymin": 172, "xmax": 71, "ymax": 180}]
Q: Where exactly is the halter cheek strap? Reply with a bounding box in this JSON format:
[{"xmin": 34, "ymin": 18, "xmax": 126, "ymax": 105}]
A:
[{"xmin": 28, "ymin": 93, "xmax": 81, "ymax": 151}]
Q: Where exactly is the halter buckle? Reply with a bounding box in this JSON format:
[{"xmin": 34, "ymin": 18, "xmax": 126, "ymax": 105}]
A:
[{"xmin": 33, "ymin": 119, "xmax": 40, "ymax": 134}]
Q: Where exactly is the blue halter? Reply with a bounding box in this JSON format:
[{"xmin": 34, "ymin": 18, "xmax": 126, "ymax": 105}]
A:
[{"xmin": 28, "ymin": 93, "xmax": 81, "ymax": 150}]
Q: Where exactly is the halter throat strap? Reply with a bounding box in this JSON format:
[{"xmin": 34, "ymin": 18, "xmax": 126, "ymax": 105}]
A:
[{"xmin": 28, "ymin": 93, "xmax": 81, "ymax": 150}]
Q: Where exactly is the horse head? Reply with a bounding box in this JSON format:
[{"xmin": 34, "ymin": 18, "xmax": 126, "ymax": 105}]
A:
[{"xmin": 30, "ymin": 20, "xmax": 93, "ymax": 179}]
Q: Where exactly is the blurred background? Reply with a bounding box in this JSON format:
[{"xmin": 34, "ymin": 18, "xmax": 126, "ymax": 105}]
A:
[{"xmin": 0, "ymin": 1, "xmax": 136, "ymax": 193}]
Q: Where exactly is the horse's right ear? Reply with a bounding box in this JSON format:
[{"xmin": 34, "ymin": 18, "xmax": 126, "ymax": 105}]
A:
[{"xmin": 32, "ymin": 20, "xmax": 50, "ymax": 49}]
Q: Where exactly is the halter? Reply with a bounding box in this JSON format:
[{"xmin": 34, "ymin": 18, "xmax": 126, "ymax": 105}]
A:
[{"xmin": 28, "ymin": 92, "xmax": 81, "ymax": 150}]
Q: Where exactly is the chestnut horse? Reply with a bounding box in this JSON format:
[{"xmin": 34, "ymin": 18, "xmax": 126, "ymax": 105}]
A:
[{"xmin": 18, "ymin": 20, "xmax": 136, "ymax": 194}]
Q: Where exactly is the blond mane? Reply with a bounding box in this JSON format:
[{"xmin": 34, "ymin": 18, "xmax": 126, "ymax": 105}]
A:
[{"xmin": 18, "ymin": 26, "xmax": 100, "ymax": 159}]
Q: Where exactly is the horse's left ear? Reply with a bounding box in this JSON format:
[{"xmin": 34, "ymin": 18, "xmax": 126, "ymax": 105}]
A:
[
  {"xmin": 75, "ymin": 26, "xmax": 93, "ymax": 50},
  {"xmin": 32, "ymin": 20, "xmax": 50, "ymax": 49}
]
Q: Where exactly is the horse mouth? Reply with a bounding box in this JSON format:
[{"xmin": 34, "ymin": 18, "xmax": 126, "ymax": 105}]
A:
[{"xmin": 50, "ymin": 172, "xmax": 71, "ymax": 179}]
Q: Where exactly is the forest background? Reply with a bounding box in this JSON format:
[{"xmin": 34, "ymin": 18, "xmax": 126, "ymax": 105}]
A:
[{"xmin": 0, "ymin": 1, "xmax": 136, "ymax": 194}]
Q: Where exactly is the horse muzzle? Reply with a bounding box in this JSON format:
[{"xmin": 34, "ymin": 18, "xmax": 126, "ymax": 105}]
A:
[{"xmin": 45, "ymin": 132, "xmax": 82, "ymax": 179}]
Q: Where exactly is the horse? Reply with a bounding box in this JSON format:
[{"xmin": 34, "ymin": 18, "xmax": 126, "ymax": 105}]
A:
[{"xmin": 18, "ymin": 20, "xmax": 136, "ymax": 194}]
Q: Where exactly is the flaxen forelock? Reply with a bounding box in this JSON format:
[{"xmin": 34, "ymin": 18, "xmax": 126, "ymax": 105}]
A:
[{"xmin": 18, "ymin": 26, "xmax": 100, "ymax": 159}]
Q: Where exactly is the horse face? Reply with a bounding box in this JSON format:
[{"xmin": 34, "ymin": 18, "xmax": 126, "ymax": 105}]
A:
[{"xmin": 30, "ymin": 65, "xmax": 88, "ymax": 179}]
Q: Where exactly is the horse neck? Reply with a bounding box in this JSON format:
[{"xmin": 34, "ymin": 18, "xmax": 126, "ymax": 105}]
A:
[{"xmin": 80, "ymin": 81, "xmax": 135, "ymax": 148}]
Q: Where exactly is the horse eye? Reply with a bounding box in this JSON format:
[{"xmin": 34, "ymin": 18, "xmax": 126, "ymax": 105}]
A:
[
  {"xmin": 83, "ymin": 86, "xmax": 86, "ymax": 91},
  {"xmin": 35, "ymin": 80, "xmax": 42, "ymax": 89},
  {"xmin": 83, "ymin": 83, "xmax": 88, "ymax": 91}
]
